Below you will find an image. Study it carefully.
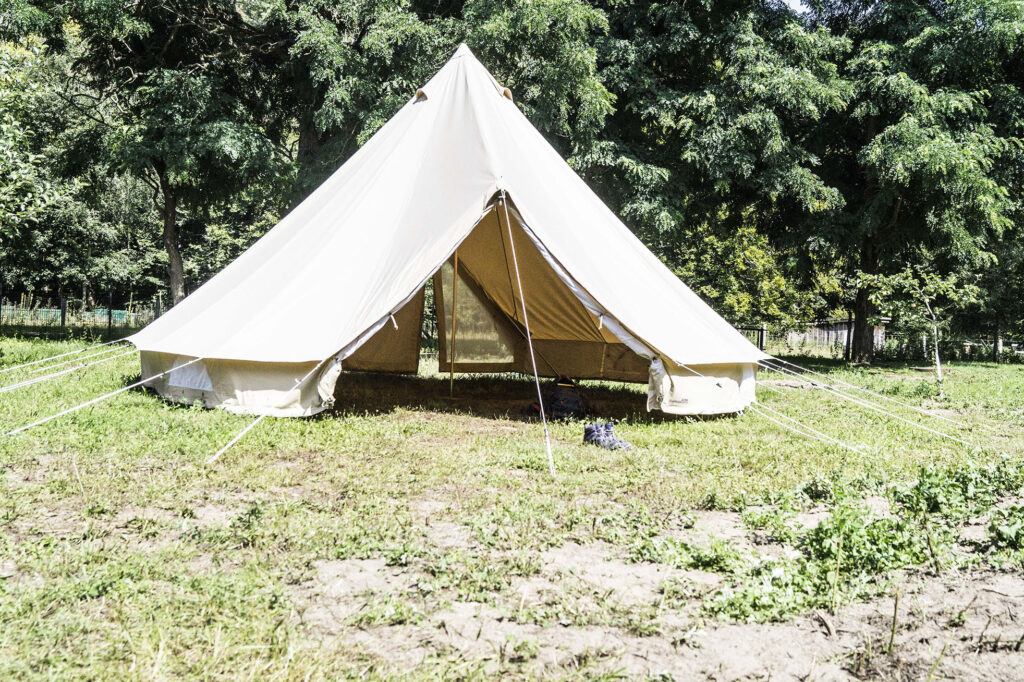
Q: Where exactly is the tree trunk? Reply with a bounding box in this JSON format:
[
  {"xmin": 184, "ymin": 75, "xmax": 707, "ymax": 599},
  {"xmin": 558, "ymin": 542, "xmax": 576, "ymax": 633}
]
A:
[
  {"xmin": 931, "ymin": 319, "xmax": 943, "ymax": 399},
  {"xmin": 852, "ymin": 236, "xmax": 878, "ymax": 363},
  {"xmin": 297, "ymin": 107, "xmax": 320, "ymax": 160},
  {"xmin": 155, "ymin": 164, "xmax": 186, "ymax": 304}
]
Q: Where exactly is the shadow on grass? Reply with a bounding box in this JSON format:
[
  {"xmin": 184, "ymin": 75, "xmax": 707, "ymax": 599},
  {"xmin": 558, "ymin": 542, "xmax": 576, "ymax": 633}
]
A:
[{"xmin": 327, "ymin": 370, "xmax": 686, "ymax": 425}]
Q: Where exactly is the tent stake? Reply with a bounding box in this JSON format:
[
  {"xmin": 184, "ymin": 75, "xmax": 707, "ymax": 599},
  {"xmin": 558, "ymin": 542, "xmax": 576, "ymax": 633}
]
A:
[
  {"xmin": 449, "ymin": 250, "xmax": 459, "ymax": 398},
  {"xmin": 499, "ymin": 190, "xmax": 556, "ymax": 476}
]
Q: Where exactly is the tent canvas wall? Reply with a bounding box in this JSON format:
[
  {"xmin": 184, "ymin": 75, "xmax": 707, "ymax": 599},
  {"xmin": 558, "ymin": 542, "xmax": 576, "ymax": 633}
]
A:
[{"xmin": 130, "ymin": 45, "xmax": 767, "ymax": 417}]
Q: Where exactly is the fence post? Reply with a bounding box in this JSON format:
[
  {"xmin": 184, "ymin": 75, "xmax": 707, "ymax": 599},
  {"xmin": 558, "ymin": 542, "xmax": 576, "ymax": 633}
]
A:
[
  {"xmin": 0, "ymin": 282, "xmax": 3, "ymax": 327},
  {"xmin": 844, "ymin": 311, "xmax": 852, "ymax": 361},
  {"xmin": 155, "ymin": 293, "xmax": 162, "ymax": 319},
  {"xmin": 60, "ymin": 296, "xmax": 67, "ymax": 329},
  {"xmin": 107, "ymin": 292, "xmax": 113, "ymax": 340},
  {"xmin": 759, "ymin": 323, "xmax": 767, "ymax": 352}
]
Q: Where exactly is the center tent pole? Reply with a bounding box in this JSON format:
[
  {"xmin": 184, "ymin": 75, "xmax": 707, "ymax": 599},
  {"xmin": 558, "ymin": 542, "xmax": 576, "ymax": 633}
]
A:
[
  {"xmin": 498, "ymin": 189, "xmax": 556, "ymax": 476},
  {"xmin": 449, "ymin": 250, "xmax": 459, "ymax": 398}
]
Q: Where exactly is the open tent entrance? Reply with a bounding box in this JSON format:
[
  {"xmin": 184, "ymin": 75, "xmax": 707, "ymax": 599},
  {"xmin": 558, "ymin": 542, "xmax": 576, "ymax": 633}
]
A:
[{"xmin": 341, "ymin": 195, "xmax": 652, "ymax": 384}]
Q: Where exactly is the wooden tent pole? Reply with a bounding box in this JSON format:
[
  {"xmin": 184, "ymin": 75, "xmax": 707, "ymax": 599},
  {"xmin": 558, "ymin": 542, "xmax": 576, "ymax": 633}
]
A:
[{"xmin": 449, "ymin": 250, "xmax": 459, "ymax": 397}]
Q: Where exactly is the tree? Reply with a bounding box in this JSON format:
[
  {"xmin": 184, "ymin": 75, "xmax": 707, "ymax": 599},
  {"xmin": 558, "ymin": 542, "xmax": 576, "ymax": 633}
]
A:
[
  {"xmin": 10, "ymin": 2, "xmax": 281, "ymax": 304},
  {"xmin": 0, "ymin": 40, "xmax": 70, "ymax": 240},
  {"xmin": 805, "ymin": 0, "xmax": 1023, "ymax": 362},
  {"xmin": 974, "ymin": 222, "xmax": 1024, "ymax": 356},
  {"xmin": 861, "ymin": 266, "xmax": 979, "ymax": 396},
  {"xmin": 0, "ymin": 38, "xmax": 97, "ymax": 300},
  {"xmin": 572, "ymin": 0, "xmax": 851, "ymax": 325}
]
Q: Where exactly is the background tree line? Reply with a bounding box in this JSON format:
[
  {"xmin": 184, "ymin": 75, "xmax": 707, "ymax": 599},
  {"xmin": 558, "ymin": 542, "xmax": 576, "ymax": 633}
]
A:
[{"xmin": 1, "ymin": 0, "xmax": 1022, "ymax": 361}]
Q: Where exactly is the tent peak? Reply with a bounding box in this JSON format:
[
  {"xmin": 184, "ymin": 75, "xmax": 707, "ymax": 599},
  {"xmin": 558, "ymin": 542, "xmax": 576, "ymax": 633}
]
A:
[{"xmin": 453, "ymin": 43, "xmax": 474, "ymax": 58}]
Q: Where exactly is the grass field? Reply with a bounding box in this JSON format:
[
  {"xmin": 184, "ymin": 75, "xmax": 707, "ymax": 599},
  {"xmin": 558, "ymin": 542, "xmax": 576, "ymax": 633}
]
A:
[{"xmin": 1, "ymin": 337, "xmax": 1022, "ymax": 680}]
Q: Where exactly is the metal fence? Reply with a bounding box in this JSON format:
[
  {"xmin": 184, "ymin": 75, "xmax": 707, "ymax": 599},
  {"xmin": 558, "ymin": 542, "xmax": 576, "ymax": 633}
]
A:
[
  {"xmin": 0, "ymin": 296, "xmax": 157, "ymax": 340},
  {"xmin": 737, "ymin": 322, "xmax": 1022, "ymax": 362}
]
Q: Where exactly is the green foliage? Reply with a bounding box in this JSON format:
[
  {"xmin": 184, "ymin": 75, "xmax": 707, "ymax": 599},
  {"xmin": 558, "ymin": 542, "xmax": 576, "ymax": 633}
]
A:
[
  {"xmin": 0, "ymin": 40, "xmax": 91, "ymax": 293},
  {"xmin": 466, "ymin": 0, "xmax": 613, "ymax": 145},
  {"xmin": 985, "ymin": 505, "xmax": 1024, "ymax": 552},
  {"xmin": 743, "ymin": 506, "xmax": 798, "ymax": 543},
  {"xmin": 861, "ymin": 266, "xmax": 980, "ymax": 334},
  {"xmin": 1, "ymin": 0, "xmax": 1023, "ymax": 335},
  {"xmin": 892, "ymin": 459, "xmax": 1024, "ymax": 521}
]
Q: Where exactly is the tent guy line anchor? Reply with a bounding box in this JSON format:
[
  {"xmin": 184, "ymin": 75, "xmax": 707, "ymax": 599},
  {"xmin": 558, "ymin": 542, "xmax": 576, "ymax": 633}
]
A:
[
  {"xmin": 499, "ymin": 189, "xmax": 556, "ymax": 477},
  {"xmin": 3, "ymin": 357, "xmax": 201, "ymax": 437}
]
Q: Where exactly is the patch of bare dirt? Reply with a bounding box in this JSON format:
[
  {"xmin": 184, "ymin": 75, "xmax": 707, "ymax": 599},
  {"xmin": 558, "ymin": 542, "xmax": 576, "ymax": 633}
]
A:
[
  {"xmin": 293, "ymin": 558, "xmax": 417, "ymax": 636},
  {"xmin": 188, "ymin": 503, "xmax": 240, "ymax": 527},
  {"xmin": 289, "ymin": 537, "xmax": 1024, "ymax": 679},
  {"xmin": 833, "ymin": 571, "xmax": 1024, "ymax": 681},
  {"xmin": 542, "ymin": 541, "xmax": 672, "ymax": 606},
  {"xmin": 410, "ymin": 495, "xmax": 479, "ymax": 550}
]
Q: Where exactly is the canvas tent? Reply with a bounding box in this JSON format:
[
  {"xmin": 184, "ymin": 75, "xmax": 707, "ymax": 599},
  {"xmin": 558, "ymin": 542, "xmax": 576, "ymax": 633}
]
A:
[{"xmin": 129, "ymin": 44, "xmax": 767, "ymax": 418}]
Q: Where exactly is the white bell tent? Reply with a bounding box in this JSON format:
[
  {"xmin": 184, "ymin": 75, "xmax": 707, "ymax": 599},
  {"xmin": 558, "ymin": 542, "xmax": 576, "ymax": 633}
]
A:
[
  {"xmin": 4, "ymin": 47, "xmax": 980, "ymax": 470},
  {"xmin": 126, "ymin": 44, "xmax": 767, "ymax": 419}
]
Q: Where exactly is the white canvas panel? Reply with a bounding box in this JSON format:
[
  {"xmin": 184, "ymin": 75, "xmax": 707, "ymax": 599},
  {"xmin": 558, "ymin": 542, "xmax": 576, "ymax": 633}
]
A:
[
  {"xmin": 648, "ymin": 360, "xmax": 757, "ymax": 416},
  {"xmin": 168, "ymin": 358, "xmax": 214, "ymax": 391}
]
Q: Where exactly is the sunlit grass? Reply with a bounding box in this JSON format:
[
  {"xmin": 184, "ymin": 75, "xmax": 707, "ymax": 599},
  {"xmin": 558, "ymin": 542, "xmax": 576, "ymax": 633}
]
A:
[{"xmin": 0, "ymin": 336, "xmax": 1021, "ymax": 678}]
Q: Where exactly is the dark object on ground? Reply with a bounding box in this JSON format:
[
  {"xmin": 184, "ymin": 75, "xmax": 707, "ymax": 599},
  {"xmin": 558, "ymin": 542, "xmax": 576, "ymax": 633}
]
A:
[
  {"xmin": 583, "ymin": 422, "xmax": 633, "ymax": 450},
  {"xmin": 527, "ymin": 375, "xmax": 589, "ymax": 420}
]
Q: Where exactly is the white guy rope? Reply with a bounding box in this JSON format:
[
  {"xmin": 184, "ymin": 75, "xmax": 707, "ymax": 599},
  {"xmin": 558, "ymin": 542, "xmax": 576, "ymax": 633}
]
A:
[
  {"xmin": 769, "ymin": 356, "xmax": 998, "ymax": 433},
  {"xmin": 752, "ymin": 388, "xmax": 868, "ymax": 455},
  {"xmin": 207, "ymin": 415, "xmax": 267, "ymax": 465},
  {"xmin": 760, "ymin": 358, "xmax": 970, "ymax": 444},
  {"xmin": 500, "ymin": 189, "xmax": 556, "ymax": 476},
  {"xmin": 207, "ymin": 359, "xmax": 330, "ymax": 465},
  {"xmin": 749, "ymin": 404, "xmax": 865, "ymax": 455},
  {"xmin": 0, "ymin": 348, "xmax": 137, "ymax": 395},
  {"xmin": 759, "ymin": 360, "xmax": 972, "ymax": 447},
  {"xmin": 3, "ymin": 357, "xmax": 203, "ymax": 437},
  {"xmin": 24, "ymin": 343, "xmax": 130, "ymax": 376},
  {"xmin": 0, "ymin": 338, "xmax": 128, "ymax": 374},
  {"xmin": 673, "ymin": 359, "xmax": 867, "ymax": 455}
]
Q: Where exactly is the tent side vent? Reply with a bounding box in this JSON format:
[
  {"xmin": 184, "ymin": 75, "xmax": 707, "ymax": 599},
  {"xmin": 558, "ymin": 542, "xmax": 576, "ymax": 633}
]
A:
[
  {"xmin": 415, "ymin": 89, "xmax": 428, "ymax": 102},
  {"xmin": 501, "ymin": 87, "xmax": 513, "ymax": 101}
]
